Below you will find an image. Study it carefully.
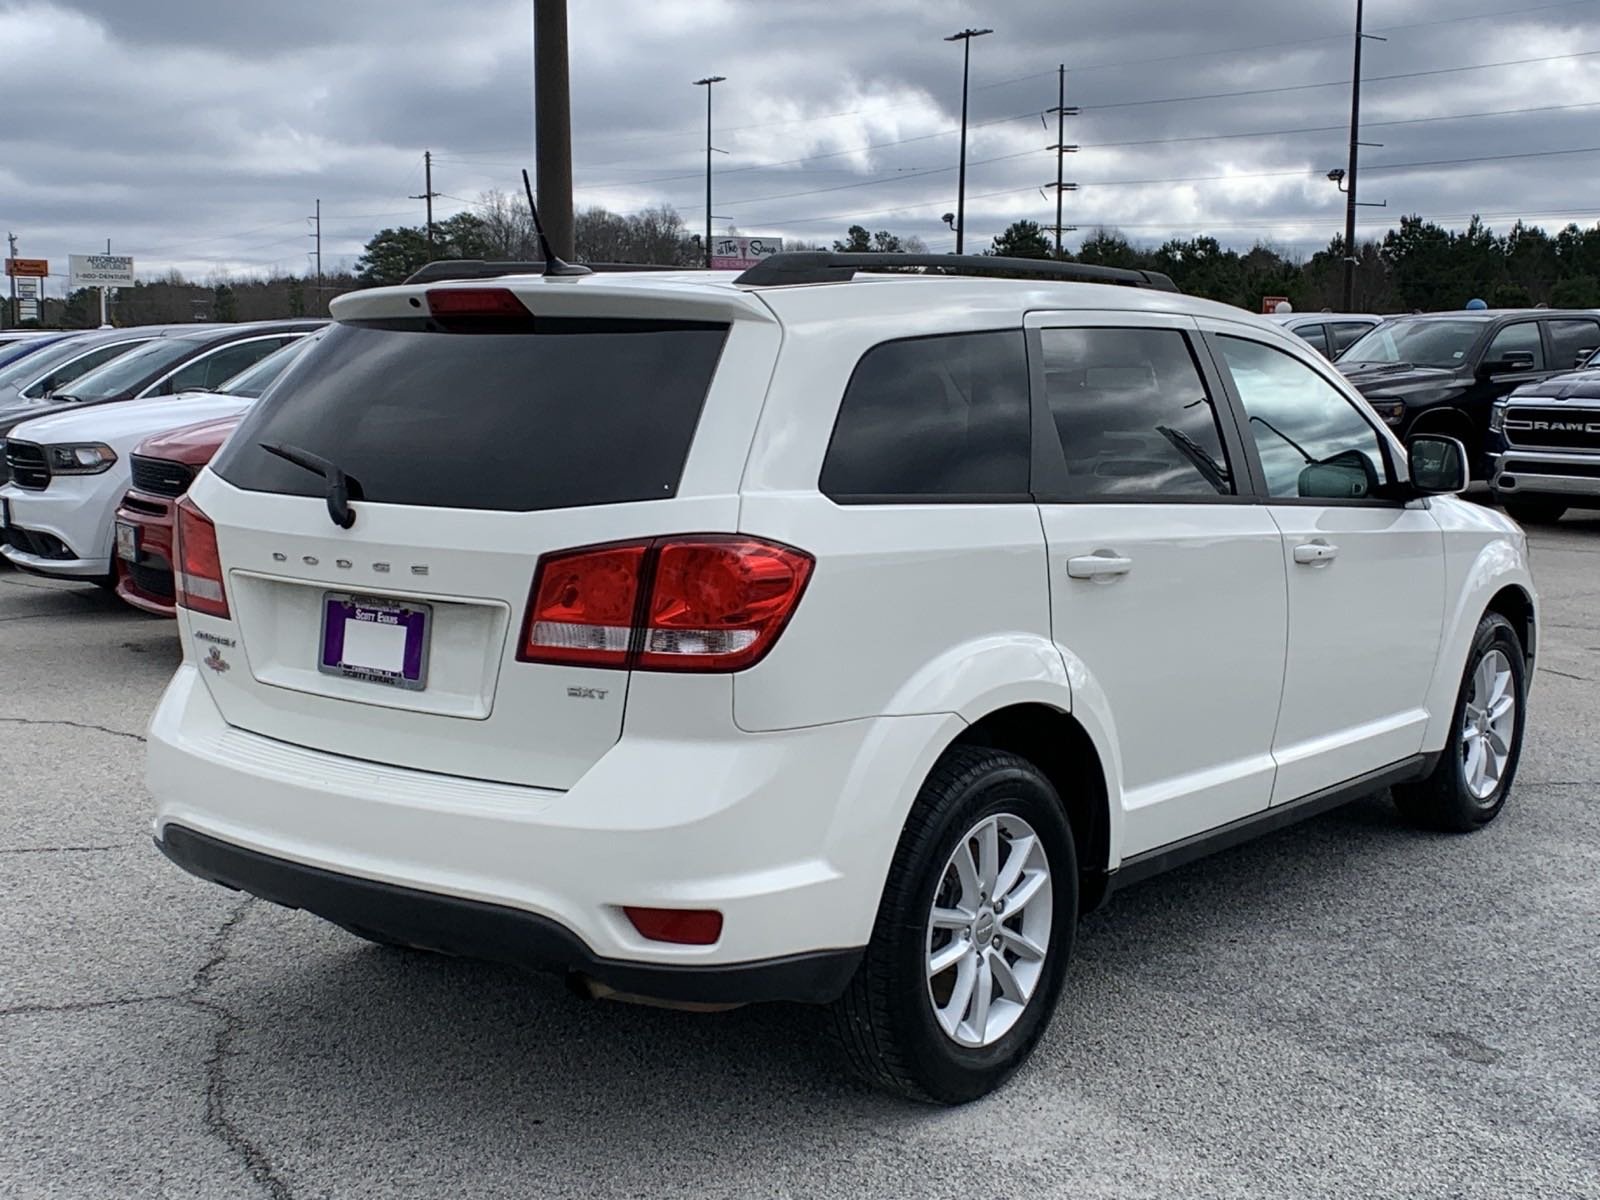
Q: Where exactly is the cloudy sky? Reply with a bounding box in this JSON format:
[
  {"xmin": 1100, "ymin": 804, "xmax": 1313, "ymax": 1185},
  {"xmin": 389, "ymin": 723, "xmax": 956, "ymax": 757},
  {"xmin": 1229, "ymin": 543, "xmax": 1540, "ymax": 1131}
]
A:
[{"xmin": 3, "ymin": 0, "xmax": 1598, "ymax": 292}]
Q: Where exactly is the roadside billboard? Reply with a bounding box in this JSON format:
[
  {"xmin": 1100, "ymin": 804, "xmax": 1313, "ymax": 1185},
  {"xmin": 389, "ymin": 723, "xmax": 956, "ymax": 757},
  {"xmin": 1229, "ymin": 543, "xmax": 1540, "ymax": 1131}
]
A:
[
  {"xmin": 4, "ymin": 258, "xmax": 48, "ymax": 278},
  {"xmin": 710, "ymin": 236, "xmax": 783, "ymax": 271},
  {"xmin": 69, "ymin": 254, "xmax": 135, "ymax": 288}
]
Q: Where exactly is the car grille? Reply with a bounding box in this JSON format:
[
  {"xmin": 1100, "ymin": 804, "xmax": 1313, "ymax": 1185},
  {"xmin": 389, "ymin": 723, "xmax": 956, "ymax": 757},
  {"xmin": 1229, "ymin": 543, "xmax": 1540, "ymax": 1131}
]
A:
[
  {"xmin": 1502, "ymin": 458, "xmax": 1600, "ymax": 480},
  {"xmin": 4, "ymin": 441, "xmax": 49, "ymax": 490},
  {"xmin": 129, "ymin": 455, "xmax": 196, "ymax": 498},
  {"xmin": 129, "ymin": 558, "xmax": 176, "ymax": 599},
  {"xmin": 1502, "ymin": 407, "xmax": 1600, "ymax": 451}
]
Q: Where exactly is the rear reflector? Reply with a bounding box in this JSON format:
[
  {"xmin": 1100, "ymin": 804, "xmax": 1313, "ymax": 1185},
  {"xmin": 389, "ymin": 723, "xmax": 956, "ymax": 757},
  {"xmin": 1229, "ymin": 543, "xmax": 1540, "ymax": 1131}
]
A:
[
  {"xmin": 173, "ymin": 497, "xmax": 229, "ymax": 619},
  {"xmin": 623, "ymin": 906, "xmax": 724, "ymax": 946},
  {"xmin": 519, "ymin": 535, "xmax": 813, "ymax": 672}
]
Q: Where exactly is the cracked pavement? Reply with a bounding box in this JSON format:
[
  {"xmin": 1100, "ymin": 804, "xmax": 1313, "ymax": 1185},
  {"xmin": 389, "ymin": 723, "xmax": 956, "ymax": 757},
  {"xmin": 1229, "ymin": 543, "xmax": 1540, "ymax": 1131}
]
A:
[{"xmin": 2, "ymin": 516, "xmax": 1599, "ymax": 1200}]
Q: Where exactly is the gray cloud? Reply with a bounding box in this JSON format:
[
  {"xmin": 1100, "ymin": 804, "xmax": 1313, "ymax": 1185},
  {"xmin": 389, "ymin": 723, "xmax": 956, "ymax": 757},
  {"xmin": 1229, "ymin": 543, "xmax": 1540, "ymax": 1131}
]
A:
[{"xmin": 2, "ymin": 0, "xmax": 1598, "ymax": 293}]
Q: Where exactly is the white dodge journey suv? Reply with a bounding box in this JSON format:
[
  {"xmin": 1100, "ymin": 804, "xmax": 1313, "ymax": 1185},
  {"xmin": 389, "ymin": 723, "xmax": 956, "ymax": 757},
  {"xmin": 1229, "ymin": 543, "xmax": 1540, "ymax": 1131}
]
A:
[{"xmin": 147, "ymin": 253, "xmax": 1537, "ymax": 1103}]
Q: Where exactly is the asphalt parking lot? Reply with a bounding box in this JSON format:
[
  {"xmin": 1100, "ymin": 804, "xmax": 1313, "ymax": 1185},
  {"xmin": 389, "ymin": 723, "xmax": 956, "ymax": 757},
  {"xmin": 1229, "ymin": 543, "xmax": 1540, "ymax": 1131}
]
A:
[{"xmin": 2, "ymin": 519, "xmax": 1597, "ymax": 1200}]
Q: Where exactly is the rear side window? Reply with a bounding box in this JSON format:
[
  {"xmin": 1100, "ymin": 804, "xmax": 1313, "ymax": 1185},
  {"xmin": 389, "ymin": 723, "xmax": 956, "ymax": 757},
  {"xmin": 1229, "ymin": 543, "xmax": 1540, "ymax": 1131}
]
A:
[
  {"xmin": 1038, "ymin": 327, "xmax": 1234, "ymax": 498},
  {"xmin": 1292, "ymin": 323, "xmax": 1330, "ymax": 356},
  {"xmin": 1328, "ymin": 322, "xmax": 1371, "ymax": 355},
  {"xmin": 1546, "ymin": 318, "xmax": 1600, "ymax": 369},
  {"xmin": 819, "ymin": 330, "xmax": 1030, "ymax": 502},
  {"xmin": 214, "ymin": 319, "xmax": 728, "ymax": 512}
]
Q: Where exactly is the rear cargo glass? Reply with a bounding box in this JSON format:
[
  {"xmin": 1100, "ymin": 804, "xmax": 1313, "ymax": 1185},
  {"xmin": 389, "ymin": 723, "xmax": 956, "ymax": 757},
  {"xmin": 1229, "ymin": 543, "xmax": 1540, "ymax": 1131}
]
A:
[{"xmin": 213, "ymin": 318, "xmax": 729, "ymax": 512}]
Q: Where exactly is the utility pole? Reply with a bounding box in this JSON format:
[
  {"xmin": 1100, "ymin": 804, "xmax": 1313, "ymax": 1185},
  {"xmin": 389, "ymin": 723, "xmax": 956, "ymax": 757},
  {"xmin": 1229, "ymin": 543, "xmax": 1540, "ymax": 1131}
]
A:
[
  {"xmin": 945, "ymin": 27, "xmax": 992, "ymax": 255},
  {"xmin": 1046, "ymin": 64, "xmax": 1080, "ymax": 257},
  {"xmin": 6, "ymin": 232, "xmax": 17, "ymax": 329},
  {"xmin": 411, "ymin": 150, "xmax": 440, "ymax": 259},
  {"xmin": 308, "ymin": 199, "xmax": 323, "ymax": 313},
  {"xmin": 693, "ymin": 75, "xmax": 725, "ymax": 268},
  {"xmin": 533, "ymin": 0, "xmax": 575, "ymax": 259},
  {"xmin": 1342, "ymin": 0, "xmax": 1386, "ymax": 310}
]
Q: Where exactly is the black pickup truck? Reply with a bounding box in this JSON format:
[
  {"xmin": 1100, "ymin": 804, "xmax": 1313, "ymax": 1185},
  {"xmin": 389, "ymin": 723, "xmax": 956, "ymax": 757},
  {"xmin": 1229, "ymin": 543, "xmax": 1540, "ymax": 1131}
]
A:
[
  {"xmin": 1487, "ymin": 352, "xmax": 1600, "ymax": 523},
  {"xmin": 1337, "ymin": 309, "xmax": 1600, "ymax": 478}
]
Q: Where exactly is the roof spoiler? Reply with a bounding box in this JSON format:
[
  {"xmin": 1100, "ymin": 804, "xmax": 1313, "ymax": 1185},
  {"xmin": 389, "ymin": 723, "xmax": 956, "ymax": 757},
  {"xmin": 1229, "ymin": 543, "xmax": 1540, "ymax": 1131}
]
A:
[
  {"xmin": 403, "ymin": 260, "xmax": 687, "ymax": 284},
  {"xmin": 732, "ymin": 251, "xmax": 1180, "ymax": 292}
]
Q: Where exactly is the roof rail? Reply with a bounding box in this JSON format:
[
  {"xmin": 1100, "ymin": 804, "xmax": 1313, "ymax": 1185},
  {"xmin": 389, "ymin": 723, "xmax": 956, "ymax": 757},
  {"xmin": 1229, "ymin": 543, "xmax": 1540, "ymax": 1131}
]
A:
[
  {"xmin": 403, "ymin": 260, "xmax": 686, "ymax": 284},
  {"xmin": 732, "ymin": 251, "xmax": 1180, "ymax": 292}
]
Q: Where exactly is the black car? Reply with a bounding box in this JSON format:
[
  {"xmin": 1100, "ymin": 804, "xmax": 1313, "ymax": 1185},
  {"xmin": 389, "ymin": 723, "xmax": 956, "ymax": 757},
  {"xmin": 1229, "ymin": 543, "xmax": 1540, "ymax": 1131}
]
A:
[
  {"xmin": 1487, "ymin": 349, "xmax": 1600, "ymax": 524},
  {"xmin": 0, "ymin": 320, "xmax": 324, "ymax": 436},
  {"xmin": 1338, "ymin": 309, "xmax": 1600, "ymax": 477}
]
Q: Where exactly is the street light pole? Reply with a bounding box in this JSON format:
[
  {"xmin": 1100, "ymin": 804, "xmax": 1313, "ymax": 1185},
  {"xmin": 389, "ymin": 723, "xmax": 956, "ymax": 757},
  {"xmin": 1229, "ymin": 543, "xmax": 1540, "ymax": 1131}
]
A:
[
  {"xmin": 1343, "ymin": 0, "xmax": 1367, "ymax": 311},
  {"xmin": 945, "ymin": 27, "xmax": 991, "ymax": 255},
  {"xmin": 694, "ymin": 75, "xmax": 725, "ymax": 269}
]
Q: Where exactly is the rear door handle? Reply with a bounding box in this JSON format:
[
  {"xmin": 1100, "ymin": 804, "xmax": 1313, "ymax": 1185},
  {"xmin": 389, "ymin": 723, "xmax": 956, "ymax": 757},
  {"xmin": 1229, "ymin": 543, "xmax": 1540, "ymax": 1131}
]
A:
[
  {"xmin": 1066, "ymin": 553, "xmax": 1133, "ymax": 580},
  {"xmin": 1293, "ymin": 540, "xmax": 1340, "ymax": 566}
]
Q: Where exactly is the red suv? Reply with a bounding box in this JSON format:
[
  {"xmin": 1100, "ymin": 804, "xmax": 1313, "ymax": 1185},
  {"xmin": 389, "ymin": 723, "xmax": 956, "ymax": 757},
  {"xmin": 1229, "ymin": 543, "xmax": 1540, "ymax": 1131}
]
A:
[{"xmin": 114, "ymin": 415, "xmax": 243, "ymax": 615}]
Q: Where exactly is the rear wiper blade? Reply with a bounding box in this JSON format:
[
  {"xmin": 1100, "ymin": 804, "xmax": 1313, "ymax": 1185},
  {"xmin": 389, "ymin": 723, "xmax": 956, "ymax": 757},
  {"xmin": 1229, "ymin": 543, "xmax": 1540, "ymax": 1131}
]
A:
[{"xmin": 259, "ymin": 441, "xmax": 361, "ymax": 529}]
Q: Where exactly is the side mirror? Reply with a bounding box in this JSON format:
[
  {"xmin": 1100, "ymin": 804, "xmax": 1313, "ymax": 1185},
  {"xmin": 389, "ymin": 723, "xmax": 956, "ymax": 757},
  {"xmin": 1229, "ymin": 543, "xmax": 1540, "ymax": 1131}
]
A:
[
  {"xmin": 1480, "ymin": 349, "xmax": 1536, "ymax": 376},
  {"xmin": 1297, "ymin": 448, "xmax": 1380, "ymax": 499},
  {"xmin": 1407, "ymin": 434, "xmax": 1467, "ymax": 495},
  {"xmin": 1576, "ymin": 348, "xmax": 1595, "ymax": 369}
]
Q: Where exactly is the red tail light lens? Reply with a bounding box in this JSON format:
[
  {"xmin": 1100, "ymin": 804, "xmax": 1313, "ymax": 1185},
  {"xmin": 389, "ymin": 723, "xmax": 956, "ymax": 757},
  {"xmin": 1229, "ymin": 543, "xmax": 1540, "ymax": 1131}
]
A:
[
  {"xmin": 173, "ymin": 497, "xmax": 230, "ymax": 619},
  {"xmin": 638, "ymin": 537, "xmax": 813, "ymax": 672},
  {"xmin": 519, "ymin": 542, "xmax": 647, "ymax": 666},
  {"xmin": 623, "ymin": 906, "xmax": 724, "ymax": 946},
  {"xmin": 425, "ymin": 287, "xmax": 533, "ymax": 331},
  {"xmin": 518, "ymin": 536, "xmax": 813, "ymax": 672}
]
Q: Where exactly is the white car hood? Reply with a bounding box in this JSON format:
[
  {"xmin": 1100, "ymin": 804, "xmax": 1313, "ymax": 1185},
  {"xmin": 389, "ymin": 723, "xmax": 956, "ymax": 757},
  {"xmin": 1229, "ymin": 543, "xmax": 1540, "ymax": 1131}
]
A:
[{"xmin": 4, "ymin": 391, "xmax": 254, "ymax": 454}]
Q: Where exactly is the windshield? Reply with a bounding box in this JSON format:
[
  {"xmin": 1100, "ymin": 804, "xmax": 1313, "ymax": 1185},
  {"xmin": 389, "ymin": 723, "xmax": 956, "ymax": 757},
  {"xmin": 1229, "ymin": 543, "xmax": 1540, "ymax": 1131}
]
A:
[
  {"xmin": 54, "ymin": 337, "xmax": 202, "ymax": 401},
  {"xmin": 215, "ymin": 335, "xmax": 315, "ymax": 398},
  {"xmin": 1340, "ymin": 319, "xmax": 1488, "ymax": 369}
]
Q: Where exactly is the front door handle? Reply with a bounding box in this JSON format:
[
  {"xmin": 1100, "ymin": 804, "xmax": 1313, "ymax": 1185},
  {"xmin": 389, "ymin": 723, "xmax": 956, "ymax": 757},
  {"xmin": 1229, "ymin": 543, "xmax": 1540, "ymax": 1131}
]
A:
[
  {"xmin": 1066, "ymin": 552, "xmax": 1133, "ymax": 580},
  {"xmin": 1293, "ymin": 540, "xmax": 1340, "ymax": 566}
]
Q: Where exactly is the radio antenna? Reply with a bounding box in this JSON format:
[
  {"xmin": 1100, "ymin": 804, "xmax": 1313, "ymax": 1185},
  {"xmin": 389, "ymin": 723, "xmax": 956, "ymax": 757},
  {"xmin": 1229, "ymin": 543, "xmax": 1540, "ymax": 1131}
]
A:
[{"xmin": 522, "ymin": 168, "xmax": 591, "ymax": 277}]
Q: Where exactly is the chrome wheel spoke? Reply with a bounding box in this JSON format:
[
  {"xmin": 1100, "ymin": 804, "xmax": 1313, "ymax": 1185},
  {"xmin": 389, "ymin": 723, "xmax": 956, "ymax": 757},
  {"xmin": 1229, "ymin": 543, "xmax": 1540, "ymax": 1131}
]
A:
[
  {"xmin": 975, "ymin": 819, "xmax": 1000, "ymax": 896},
  {"xmin": 1004, "ymin": 868, "xmax": 1048, "ymax": 915},
  {"xmin": 951, "ymin": 841, "xmax": 981, "ymax": 910},
  {"xmin": 988, "ymin": 949, "xmax": 1027, "ymax": 1003},
  {"xmin": 1000, "ymin": 926, "xmax": 1046, "ymax": 962},
  {"xmin": 1485, "ymin": 725, "xmax": 1510, "ymax": 757},
  {"xmin": 993, "ymin": 833, "xmax": 1034, "ymax": 901},
  {"xmin": 967, "ymin": 953, "xmax": 994, "ymax": 1040},
  {"xmin": 929, "ymin": 936, "xmax": 970, "ymax": 979},
  {"xmin": 930, "ymin": 905, "xmax": 973, "ymax": 931}
]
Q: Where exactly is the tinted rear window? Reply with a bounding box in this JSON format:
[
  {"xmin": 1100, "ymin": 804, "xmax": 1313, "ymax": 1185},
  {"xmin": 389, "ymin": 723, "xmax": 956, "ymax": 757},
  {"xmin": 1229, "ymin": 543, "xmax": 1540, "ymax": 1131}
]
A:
[{"xmin": 213, "ymin": 319, "xmax": 729, "ymax": 512}]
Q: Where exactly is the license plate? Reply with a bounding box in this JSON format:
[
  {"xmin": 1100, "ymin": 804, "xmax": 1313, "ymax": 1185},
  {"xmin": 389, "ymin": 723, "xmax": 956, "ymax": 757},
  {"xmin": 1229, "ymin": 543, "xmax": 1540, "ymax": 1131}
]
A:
[
  {"xmin": 115, "ymin": 521, "xmax": 138, "ymax": 562},
  {"xmin": 319, "ymin": 593, "xmax": 431, "ymax": 690}
]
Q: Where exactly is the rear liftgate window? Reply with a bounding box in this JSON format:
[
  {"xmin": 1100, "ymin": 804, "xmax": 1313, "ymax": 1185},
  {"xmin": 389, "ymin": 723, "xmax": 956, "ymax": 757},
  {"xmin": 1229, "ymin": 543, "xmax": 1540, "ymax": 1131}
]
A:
[{"xmin": 213, "ymin": 317, "xmax": 730, "ymax": 512}]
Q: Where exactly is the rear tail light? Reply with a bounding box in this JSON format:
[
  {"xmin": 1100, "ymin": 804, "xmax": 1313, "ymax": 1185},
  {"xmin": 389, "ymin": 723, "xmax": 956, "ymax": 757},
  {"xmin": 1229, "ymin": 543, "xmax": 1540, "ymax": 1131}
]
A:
[
  {"xmin": 623, "ymin": 906, "xmax": 724, "ymax": 945},
  {"xmin": 425, "ymin": 287, "xmax": 534, "ymax": 332},
  {"xmin": 519, "ymin": 535, "xmax": 812, "ymax": 672},
  {"xmin": 173, "ymin": 497, "xmax": 230, "ymax": 619}
]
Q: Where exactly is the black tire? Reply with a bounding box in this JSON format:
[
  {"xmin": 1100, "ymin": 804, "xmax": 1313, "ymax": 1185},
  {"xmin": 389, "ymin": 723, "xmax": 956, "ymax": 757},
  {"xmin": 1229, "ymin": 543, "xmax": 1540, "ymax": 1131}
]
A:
[
  {"xmin": 829, "ymin": 746, "xmax": 1078, "ymax": 1104},
  {"xmin": 1501, "ymin": 497, "xmax": 1567, "ymax": 525},
  {"xmin": 1393, "ymin": 612, "xmax": 1527, "ymax": 832}
]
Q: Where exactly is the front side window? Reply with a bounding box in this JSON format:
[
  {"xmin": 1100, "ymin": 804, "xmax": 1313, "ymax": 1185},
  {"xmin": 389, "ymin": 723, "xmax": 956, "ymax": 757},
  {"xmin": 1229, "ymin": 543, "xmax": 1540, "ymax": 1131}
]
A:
[
  {"xmin": 1328, "ymin": 322, "xmax": 1372, "ymax": 356},
  {"xmin": 1484, "ymin": 322, "xmax": 1544, "ymax": 371},
  {"xmin": 55, "ymin": 338, "xmax": 202, "ymax": 402},
  {"xmin": 14, "ymin": 339, "xmax": 151, "ymax": 398},
  {"xmin": 820, "ymin": 330, "xmax": 1030, "ymax": 501},
  {"xmin": 157, "ymin": 337, "xmax": 298, "ymax": 395},
  {"xmin": 1038, "ymin": 326, "xmax": 1233, "ymax": 498},
  {"xmin": 1217, "ymin": 336, "xmax": 1389, "ymax": 501}
]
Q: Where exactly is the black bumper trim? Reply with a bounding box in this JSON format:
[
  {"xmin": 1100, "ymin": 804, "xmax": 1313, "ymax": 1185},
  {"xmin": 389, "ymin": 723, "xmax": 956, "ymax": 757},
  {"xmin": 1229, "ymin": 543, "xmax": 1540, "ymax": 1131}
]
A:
[{"xmin": 157, "ymin": 825, "xmax": 862, "ymax": 1006}]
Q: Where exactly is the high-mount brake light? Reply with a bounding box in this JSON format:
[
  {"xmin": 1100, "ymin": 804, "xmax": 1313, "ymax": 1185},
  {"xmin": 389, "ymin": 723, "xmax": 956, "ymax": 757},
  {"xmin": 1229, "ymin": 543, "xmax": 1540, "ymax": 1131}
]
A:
[
  {"xmin": 173, "ymin": 496, "xmax": 230, "ymax": 619},
  {"xmin": 518, "ymin": 536, "xmax": 813, "ymax": 673},
  {"xmin": 424, "ymin": 287, "xmax": 532, "ymax": 327}
]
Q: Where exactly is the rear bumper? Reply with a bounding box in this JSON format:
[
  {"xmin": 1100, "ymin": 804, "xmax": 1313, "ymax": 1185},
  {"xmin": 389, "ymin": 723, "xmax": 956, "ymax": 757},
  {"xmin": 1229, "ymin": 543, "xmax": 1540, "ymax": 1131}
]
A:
[
  {"xmin": 1490, "ymin": 450, "xmax": 1600, "ymax": 501},
  {"xmin": 148, "ymin": 665, "xmax": 956, "ymax": 1001},
  {"xmin": 156, "ymin": 824, "xmax": 861, "ymax": 1004}
]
